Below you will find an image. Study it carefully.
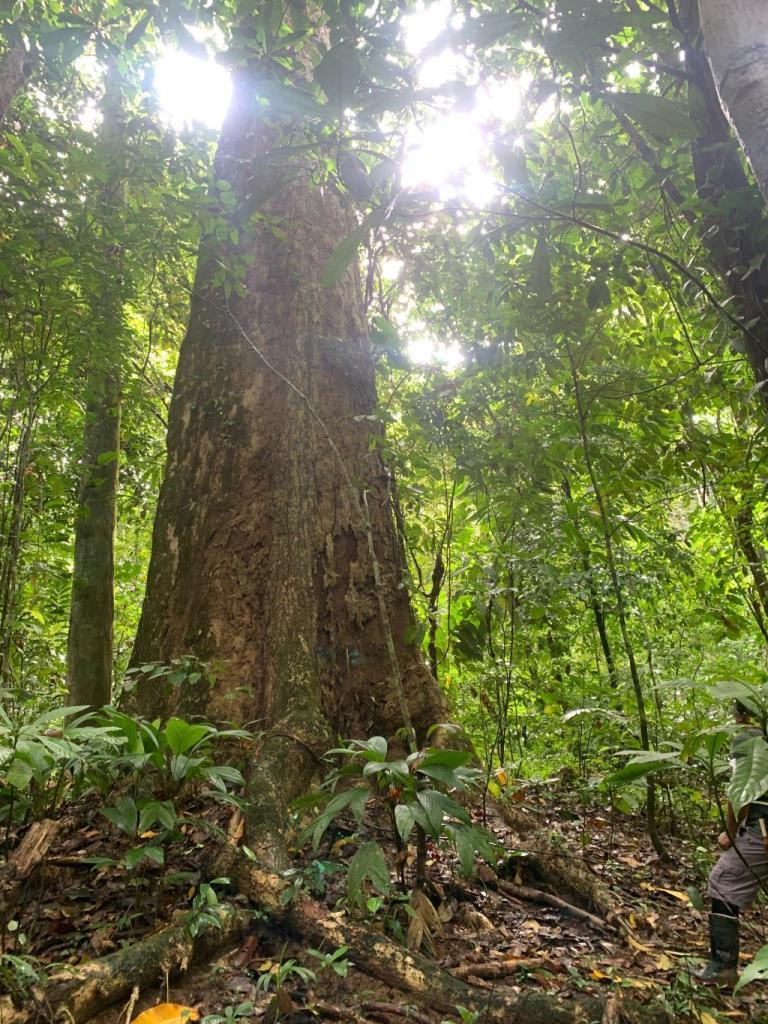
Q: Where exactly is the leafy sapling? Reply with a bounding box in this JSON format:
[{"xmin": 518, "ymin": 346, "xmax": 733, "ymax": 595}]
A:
[{"xmin": 298, "ymin": 733, "xmax": 500, "ymax": 905}]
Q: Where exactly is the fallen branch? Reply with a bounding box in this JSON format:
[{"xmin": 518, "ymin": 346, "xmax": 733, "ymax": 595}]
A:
[
  {"xmin": 0, "ymin": 906, "xmax": 250, "ymax": 1024},
  {"xmin": 451, "ymin": 957, "xmax": 558, "ymax": 980},
  {"xmin": 312, "ymin": 1002, "xmax": 378, "ymax": 1024},
  {"xmin": 496, "ymin": 879, "xmax": 611, "ymax": 932}
]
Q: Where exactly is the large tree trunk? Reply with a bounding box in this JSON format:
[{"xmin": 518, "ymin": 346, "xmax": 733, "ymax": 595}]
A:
[
  {"xmin": 66, "ymin": 67, "xmax": 124, "ymax": 708},
  {"xmin": 675, "ymin": 5, "xmax": 768, "ymax": 404},
  {"xmin": 128, "ymin": 68, "xmax": 446, "ymax": 862},
  {"xmin": 699, "ymin": 0, "xmax": 768, "ymax": 206}
]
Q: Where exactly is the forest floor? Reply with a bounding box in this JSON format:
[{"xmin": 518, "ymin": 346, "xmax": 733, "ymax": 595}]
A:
[{"xmin": 3, "ymin": 781, "xmax": 767, "ymax": 1024}]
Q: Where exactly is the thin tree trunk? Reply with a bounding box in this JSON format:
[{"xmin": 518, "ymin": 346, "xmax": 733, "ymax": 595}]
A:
[
  {"xmin": 0, "ymin": 40, "xmax": 29, "ymax": 126},
  {"xmin": 734, "ymin": 503, "xmax": 768, "ymax": 622},
  {"xmin": 0, "ymin": 411, "xmax": 34, "ymax": 686},
  {"xmin": 66, "ymin": 65, "xmax": 125, "ymax": 708},
  {"xmin": 566, "ymin": 341, "xmax": 669, "ymax": 862},
  {"xmin": 561, "ymin": 475, "xmax": 619, "ymax": 689},
  {"xmin": 66, "ymin": 364, "xmax": 121, "ymax": 707},
  {"xmin": 127, "ymin": 63, "xmax": 446, "ymax": 865},
  {"xmin": 699, "ymin": 0, "xmax": 768, "ymax": 206}
]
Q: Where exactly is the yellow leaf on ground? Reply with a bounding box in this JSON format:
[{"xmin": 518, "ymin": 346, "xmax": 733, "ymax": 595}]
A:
[
  {"xmin": 656, "ymin": 888, "xmax": 689, "ymax": 902},
  {"xmin": 132, "ymin": 1005, "xmax": 199, "ymax": 1024},
  {"xmin": 639, "ymin": 883, "xmax": 689, "ymax": 902},
  {"xmin": 698, "ymin": 1013, "xmax": 719, "ymax": 1024}
]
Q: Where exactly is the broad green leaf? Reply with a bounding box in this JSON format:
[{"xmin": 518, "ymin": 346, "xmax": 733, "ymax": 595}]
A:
[
  {"xmin": 164, "ymin": 718, "xmax": 211, "ymax": 755},
  {"xmin": 322, "ymin": 221, "xmax": 369, "ymax": 287},
  {"xmin": 728, "ymin": 736, "xmax": 768, "ymax": 816},
  {"xmin": 608, "ymin": 92, "xmax": 697, "ymax": 142},
  {"xmin": 734, "ymin": 943, "xmax": 768, "ymax": 993},
  {"xmin": 395, "ymin": 803, "xmax": 415, "ymax": 841},
  {"xmin": 416, "ymin": 789, "xmax": 444, "ymax": 837},
  {"xmin": 606, "ymin": 753, "xmax": 681, "ymax": 788},
  {"xmin": 346, "ymin": 841, "xmax": 390, "ymax": 902},
  {"xmin": 314, "ymin": 44, "xmax": 361, "ymax": 107}
]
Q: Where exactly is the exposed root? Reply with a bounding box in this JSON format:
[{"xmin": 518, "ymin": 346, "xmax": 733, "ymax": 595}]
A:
[
  {"xmin": 497, "ymin": 801, "xmax": 628, "ymax": 927},
  {"xmin": 496, "ymin": 878, "xmax": 612, "ymax": 932},
  {"xmin": 212, "ymin": 845, "xmax": 669, "ymax": 1024},
  {"xmin": 0, "ymin": 906, "xmax": 249, "ymax": 1024},
  {"xmin": 361, "ymin": 1001, "xmax": 435, "ymax": 1024}
]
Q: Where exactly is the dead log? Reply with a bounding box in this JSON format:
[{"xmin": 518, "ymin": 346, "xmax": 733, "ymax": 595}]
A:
[
  {"xmin": 0, "ymin": 906, "xmax": 249, "ymax": 1024},
  {"xmin": 0, "ymin": 818, "xmax": 60, "ymax": 916}
]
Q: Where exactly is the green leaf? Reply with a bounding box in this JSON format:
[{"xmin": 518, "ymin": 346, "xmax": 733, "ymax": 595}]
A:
[
  {"xmin": 608, "ymin": 92, "xmax": 697, "ymax": 142},
  {"xmin": 346, "ymin": 840, "xmax": 390, "ymax": 902},
  {"xmin": 606, "ymin": 752, "xmax": 681, "ymax": 788},
  {"xmin": 419, "ymin": 749, "xmax": 472, "ymax": 769},
  {"xmin": 100, "ymin": 795, "xmax": 138, "ymax": 836},
  {"xmin": 322, "ymin": 221, "xmax": 369, "ymax": 287},
  {"xmin": 451, "ymin": 824, "xmax": 476, "ymax": 877},
  {"xmin": 395, "ymin": 803, "xmax": 415, "ymax": 841},
  {"xmin": 734, "ymin": 943, "xmax": 768, "ymax": 993},
  {"xmin": 416, "ymin": 789, "xmax": 444, "ymax": 837},
  {"xmin": 164, "ymin": 718, "xmax": 211, "ymax": 755},
  {"xmin": 418, "ymin": 763, "xmax": 464, "ymax": 787},
  {"xmin": 314, "ymin": 44, "xmax": 361, "ymax": 108},
  {"xmin": 728, "ymin": 736, "xmax": 768, "ymax": 816}
]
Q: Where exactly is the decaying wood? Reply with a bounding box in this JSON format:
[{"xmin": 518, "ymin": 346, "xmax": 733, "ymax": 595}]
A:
[
  {"xmin": 451, "ymin": 957, "xmax": 558, "ymax": 980},
  {"xmin": 0, "ymin": 818, "xmax": 59, "ymax": 915},
  {"xmin": 0, "ymin": 906, "xmax": 249, "ymax": 1024},
  {"xmin": 497, "ymin": 878, "xmax": 611, "ymax": 932}
]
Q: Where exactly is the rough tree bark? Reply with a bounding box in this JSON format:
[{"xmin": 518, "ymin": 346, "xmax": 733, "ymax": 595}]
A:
[
  {"xmin": 699, "ymin": 0, "xmax": 768, "ymax": 206},
  {"xmin": 66, "ymin": 66, "xmax": 124, "ymax": 708},
  {"xmin": 677, "ymin": 2, "xmax": 768, "ymax": 401},
  {"xmin": 0, "ymin": 39, "xmax": 29, "ymax": 126},
  {"xmin": 128, "ymin": 64, "xmax": 446, "ymax": 863},
  {"xmin": 0, "ymin": 410, "xmax": 34, "ymax": 687}
]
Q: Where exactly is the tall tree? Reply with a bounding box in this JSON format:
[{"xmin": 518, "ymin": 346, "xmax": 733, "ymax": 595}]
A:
[
  {"xmin": 128, "ymin": 55, "xmax": 446, "ymax": 865},
  {"xmin": 65, "ymin": 62, "xmax": 125, "ymax": 708},
  {"xmin": 698, "ymin": 0, "xmax": 768, "ymax": 206}
]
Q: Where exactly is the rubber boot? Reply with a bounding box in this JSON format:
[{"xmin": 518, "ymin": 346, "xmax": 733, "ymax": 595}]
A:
[{"xmin": 694, "ymin": 911, "xmax": 739, "ymax": 983}]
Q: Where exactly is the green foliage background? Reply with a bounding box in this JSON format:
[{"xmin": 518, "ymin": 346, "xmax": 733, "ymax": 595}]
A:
[{"xmin": 2, "ymin": 0, "xmax": 768, "ymax": 825}]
